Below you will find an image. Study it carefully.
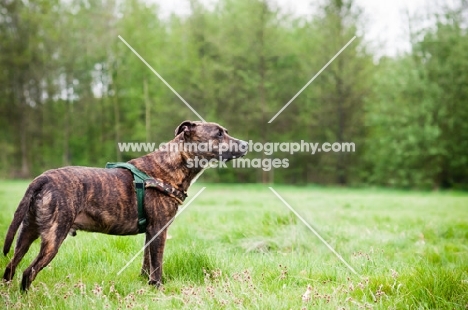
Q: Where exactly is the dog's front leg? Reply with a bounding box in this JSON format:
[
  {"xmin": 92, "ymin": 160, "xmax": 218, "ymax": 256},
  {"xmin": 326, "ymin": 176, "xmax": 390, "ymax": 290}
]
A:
[
  {"xmin": 141, "ymin": 234, "xmax": 151, "ymax": 279},
  {"xmin": 146, "ymin": 226, "xmax": 167, "ymax": 287}
]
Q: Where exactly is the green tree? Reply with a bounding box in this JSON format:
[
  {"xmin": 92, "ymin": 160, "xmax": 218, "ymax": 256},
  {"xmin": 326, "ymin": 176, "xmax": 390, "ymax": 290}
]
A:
[
  {"xmin": 365, "ymin": 0, "xmax": 468, "ymax": 188},
  {"xmin": 291, "ymin": 0, "xmax": 373, "ymax": 184}
]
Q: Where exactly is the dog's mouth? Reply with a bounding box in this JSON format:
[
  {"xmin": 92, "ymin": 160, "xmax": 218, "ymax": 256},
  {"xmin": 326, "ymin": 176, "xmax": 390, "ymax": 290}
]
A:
[
  {"xmin": 225, "ymin": 151, "xmax": 247, "ymax": 162},
  {"xmin": 218, "ymin": 140, "xmax": 248, "ymax": 161}
]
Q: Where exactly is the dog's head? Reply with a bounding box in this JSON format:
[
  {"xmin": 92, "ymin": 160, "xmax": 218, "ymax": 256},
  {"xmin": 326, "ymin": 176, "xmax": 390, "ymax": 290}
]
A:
[{"xmin": 174, "ymin": 120, "xmax": 248, "ymax": 162}]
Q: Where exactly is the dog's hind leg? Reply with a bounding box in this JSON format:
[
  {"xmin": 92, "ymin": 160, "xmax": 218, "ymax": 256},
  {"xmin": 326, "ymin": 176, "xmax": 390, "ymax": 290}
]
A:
[
  {"xmin": 20, "ymin": 225, "xmax": 69, "ymax": 291},
  {"xmin": 3, "ymin": 221, "xmax": 39, "ymax": 282}
]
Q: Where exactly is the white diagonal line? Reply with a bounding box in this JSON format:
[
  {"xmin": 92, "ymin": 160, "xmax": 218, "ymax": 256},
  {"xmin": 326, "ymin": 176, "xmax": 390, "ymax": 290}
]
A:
[
  {"xmin": 269, "ymin": 187, "xmax": 360, "ymax": 276},
  {"xmin": 118, "ymin": 35, "xmax": 206, "ymax": 122},
  {"xmin": 117, "ymin": 187, "xmax": 206, "ymax": 275},
  {"xmin": 268, "ymin": 36, "xmax": 357, "ymax": 123}
]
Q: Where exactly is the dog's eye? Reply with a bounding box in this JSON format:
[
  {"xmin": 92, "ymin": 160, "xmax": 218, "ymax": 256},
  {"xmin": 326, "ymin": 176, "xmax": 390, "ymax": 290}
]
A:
[{"xmin": 218, "ymin": 130, "xmax": 223, "ymax": 137}]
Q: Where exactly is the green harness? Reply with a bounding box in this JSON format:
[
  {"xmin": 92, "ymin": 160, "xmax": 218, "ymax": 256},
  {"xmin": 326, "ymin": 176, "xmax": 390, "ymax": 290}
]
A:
[{"xmin": 105, "ymin": 162, "xmax": 151, "ymax": 233}]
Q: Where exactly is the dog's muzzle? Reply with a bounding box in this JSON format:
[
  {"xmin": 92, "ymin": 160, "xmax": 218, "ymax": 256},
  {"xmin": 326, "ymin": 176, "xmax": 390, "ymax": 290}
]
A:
[{"xmin": 220, "ymin": 139, "xmax": 249, "ymax": 161}]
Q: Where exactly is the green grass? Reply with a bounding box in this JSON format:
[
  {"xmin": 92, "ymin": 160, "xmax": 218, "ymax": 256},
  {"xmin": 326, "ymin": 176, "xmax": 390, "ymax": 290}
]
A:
[{"xmin": 1, "ymin": 181, "xmax": 467, "ymax": 309}]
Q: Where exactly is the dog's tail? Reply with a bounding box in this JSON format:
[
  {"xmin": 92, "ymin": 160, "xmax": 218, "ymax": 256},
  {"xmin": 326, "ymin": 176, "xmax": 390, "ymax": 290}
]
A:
[{"xmin": 3, "ymin": 176, "xmax": 48, "ymax": 256}]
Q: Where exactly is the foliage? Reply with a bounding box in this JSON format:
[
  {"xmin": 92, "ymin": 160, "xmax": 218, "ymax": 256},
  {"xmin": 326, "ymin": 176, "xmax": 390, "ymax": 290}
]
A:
[{"xmin": 0, "ymin": 0, "xmax": 467, "ymax": 188}]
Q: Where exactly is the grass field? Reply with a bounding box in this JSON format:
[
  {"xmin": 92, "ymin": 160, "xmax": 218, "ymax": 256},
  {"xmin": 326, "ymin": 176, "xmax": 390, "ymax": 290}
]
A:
[{"xmin": 0, "ymin": 180, "xmax": 467, "ymax": 309}]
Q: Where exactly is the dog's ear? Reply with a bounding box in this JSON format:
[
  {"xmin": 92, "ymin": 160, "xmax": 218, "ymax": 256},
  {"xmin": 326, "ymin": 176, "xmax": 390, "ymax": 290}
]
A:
[{"xmin": 175, "ymin": 121, "xmax": 197, "ymax": 136}]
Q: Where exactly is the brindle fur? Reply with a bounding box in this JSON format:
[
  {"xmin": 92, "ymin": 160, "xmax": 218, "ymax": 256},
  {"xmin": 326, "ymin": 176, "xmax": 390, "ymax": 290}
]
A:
[{"xmin": 2, "ymin": 121, "xmax": 247, "ymax": 291}]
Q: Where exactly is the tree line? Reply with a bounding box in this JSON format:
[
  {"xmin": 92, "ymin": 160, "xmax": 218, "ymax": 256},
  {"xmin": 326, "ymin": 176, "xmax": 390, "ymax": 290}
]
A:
[{"xmin": 0, "ymin": 0, "xmax": 467, "ymax": 189}]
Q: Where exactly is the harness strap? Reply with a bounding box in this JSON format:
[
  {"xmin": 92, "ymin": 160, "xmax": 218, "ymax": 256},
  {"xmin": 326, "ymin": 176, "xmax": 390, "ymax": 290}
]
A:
[
  {"xmin": 106, "ymin": 162, "xmax": 150, "ymax": 233},
  {"xmin": 105, "ymin": 162, "xmax": 188, "ymax": 234}
]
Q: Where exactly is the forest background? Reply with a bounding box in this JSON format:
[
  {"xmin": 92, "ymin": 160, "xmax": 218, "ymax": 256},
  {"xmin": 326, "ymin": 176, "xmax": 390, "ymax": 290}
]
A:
[{"xmin": 0, "ymin": 0, "xmax": 467, "ymax": 189}]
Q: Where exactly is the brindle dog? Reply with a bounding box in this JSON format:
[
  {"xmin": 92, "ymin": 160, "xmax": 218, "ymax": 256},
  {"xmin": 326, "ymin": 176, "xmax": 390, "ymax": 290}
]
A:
[{"xmin": 2, "ymin": 121, "xmax": 247, "ymax": 291}]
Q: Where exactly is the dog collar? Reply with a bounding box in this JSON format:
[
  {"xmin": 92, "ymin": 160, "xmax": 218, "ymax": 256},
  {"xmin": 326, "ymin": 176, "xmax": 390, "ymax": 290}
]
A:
[{"xmin": 145, "ymin": 179, "xmax": 187, "ymax": 204}]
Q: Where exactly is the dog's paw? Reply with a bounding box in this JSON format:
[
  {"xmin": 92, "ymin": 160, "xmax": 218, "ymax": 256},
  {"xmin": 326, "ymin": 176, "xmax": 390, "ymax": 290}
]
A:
[
  {"xmin": 148, "ymin": 279, "xmax": 162, "ymax": 287},
  {"xmin": 2, "ymin": 266, "xmax": 14, "ymax": 282},
  {"xmin": 21, "ymin": 275, "xmax": 31, "ymax": 292}
]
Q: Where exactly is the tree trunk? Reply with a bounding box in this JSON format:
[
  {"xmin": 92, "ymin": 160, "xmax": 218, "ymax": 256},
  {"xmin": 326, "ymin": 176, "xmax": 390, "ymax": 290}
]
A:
[
  {"xmin": 258, "ymin": 1, "xmax": 270, "ymax": 184},
  {"xmin": 20, "ymin": 120, "xmax": 29, "ymax": 177},
  {"xmin": 336, "ymin": 73, "xmax": 346, "ymax": 185},
  {"xmin": 17, "ymin": 81, "xmax": 30, "ymax": 178},
  {"xmin": 63, "ymin": 99, "xmax": 71, "ymax": 166},
  {"xmin": 144, "ymin": 78, "xmax": 151, "ymax": 143},
  {"xmin": 114, "ymin": 85, "xmax": 122, "ymax": 161}
]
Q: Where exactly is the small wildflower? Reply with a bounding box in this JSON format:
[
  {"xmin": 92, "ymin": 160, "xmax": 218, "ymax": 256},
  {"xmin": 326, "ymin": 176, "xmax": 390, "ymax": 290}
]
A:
[{"xmin": 302, "ymin": 284, "xmax": 312, "ymax": 302}]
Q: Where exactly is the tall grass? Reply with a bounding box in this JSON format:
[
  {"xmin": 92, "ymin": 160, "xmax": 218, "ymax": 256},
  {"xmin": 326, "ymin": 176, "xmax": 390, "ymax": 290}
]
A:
[{"xmin": 1, "ymin": 181, "xmax": 467, "ymax": 309}]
